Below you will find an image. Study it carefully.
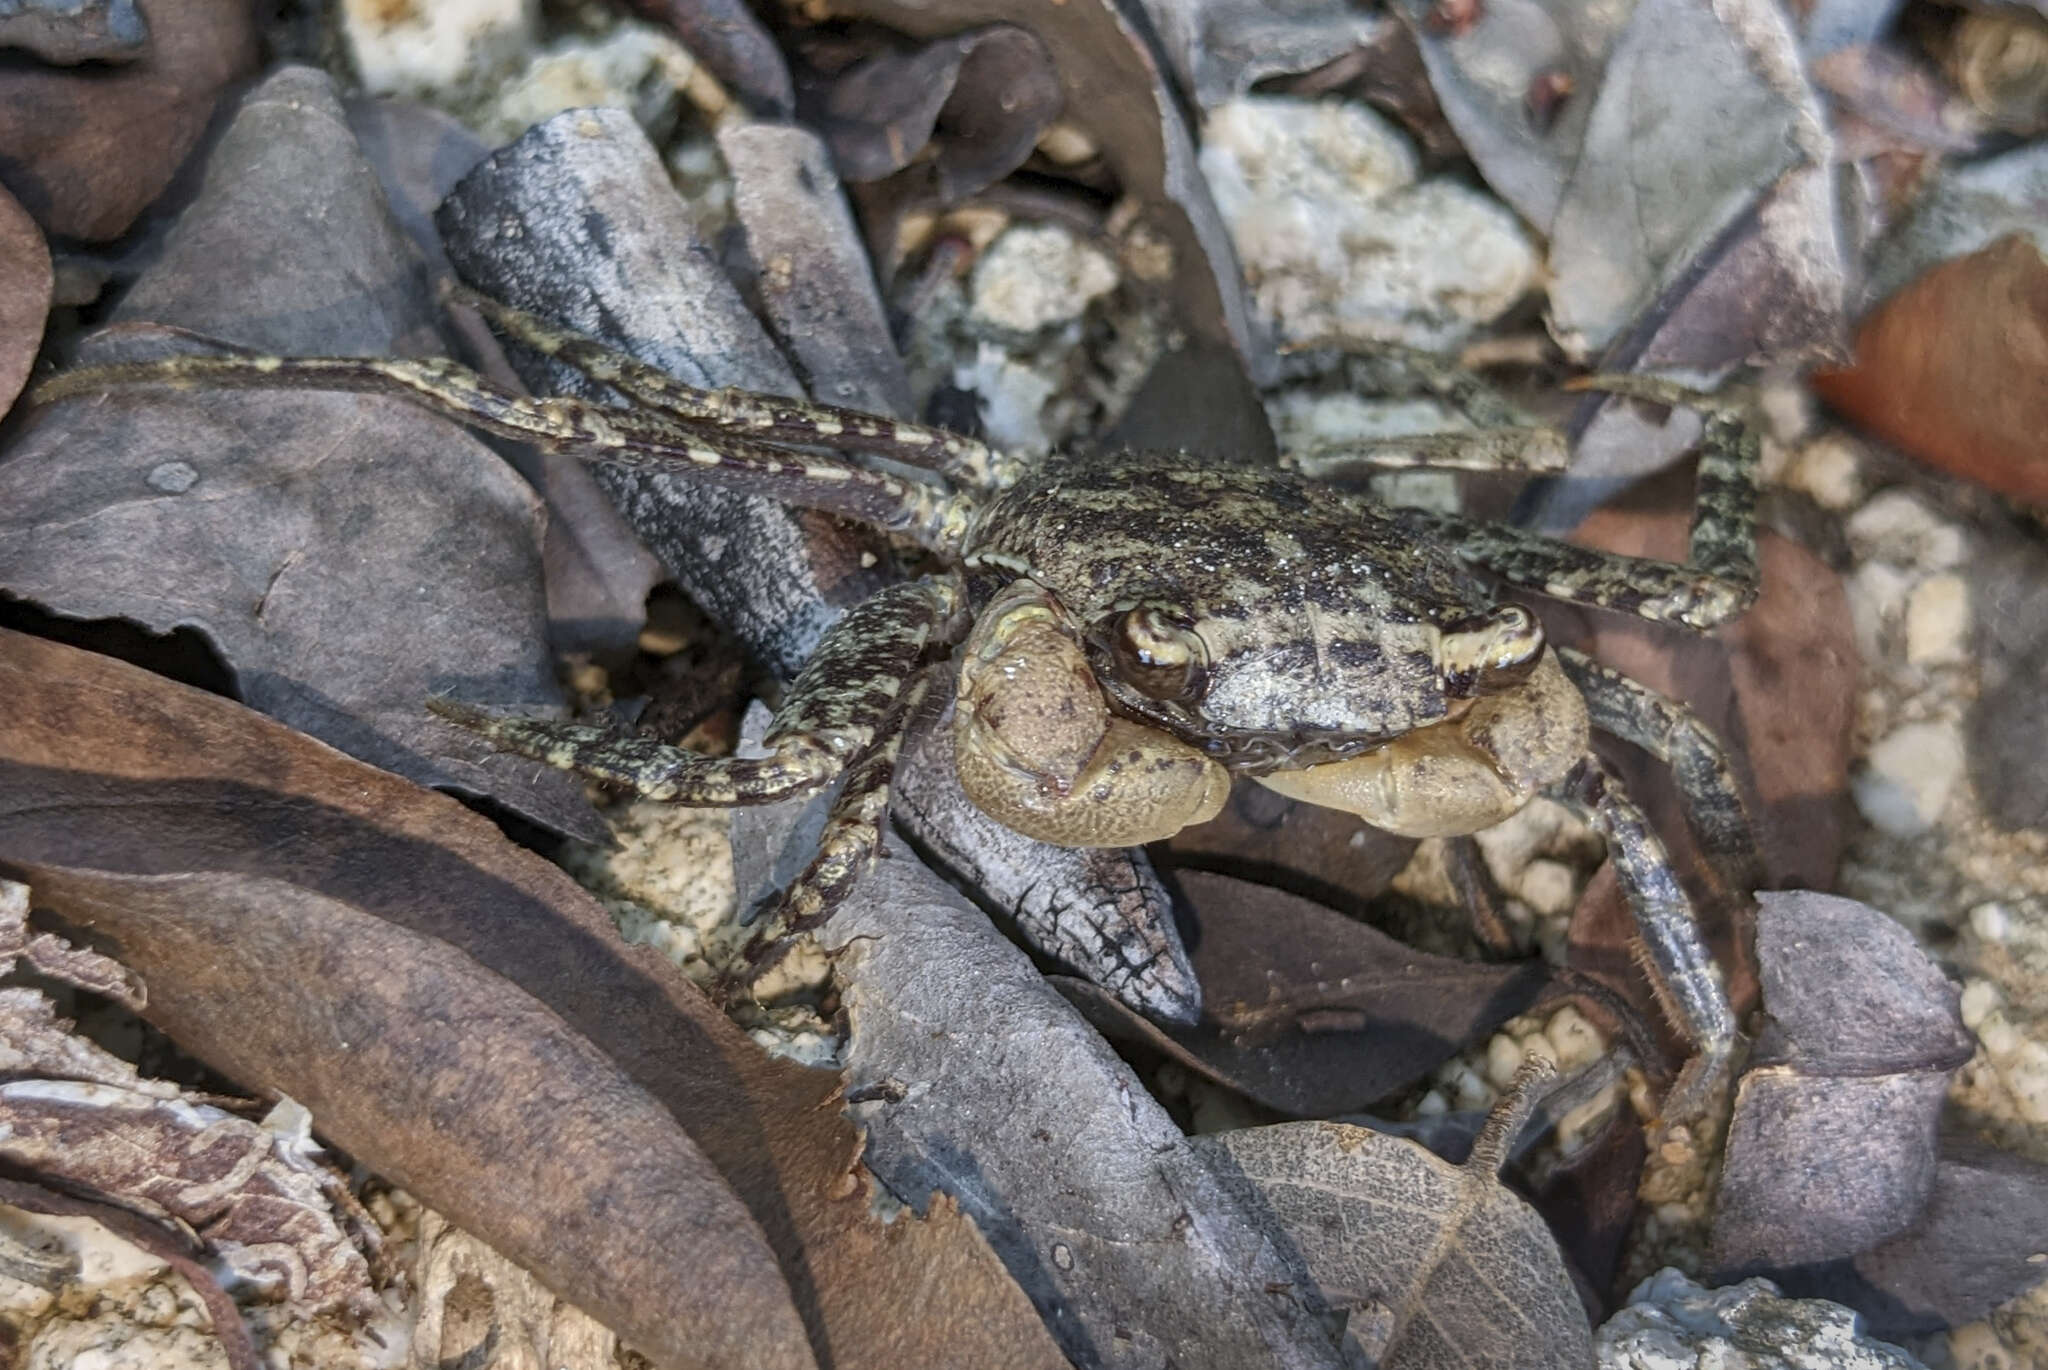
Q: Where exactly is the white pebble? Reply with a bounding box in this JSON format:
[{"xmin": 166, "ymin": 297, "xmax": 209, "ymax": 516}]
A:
[
  {"xmin": 1904, "ymin": 574, "xmax": 1970, "ymax": 666},
  {"xmin": 481, "ymin": 24, "xmax": 700, "ymax": 146},
  {"xmin": 1846, "ymin": 561, "xmax": 1913, "ymax": 663},
  {"xmin": 1969, "ymin": 902, "xmax": 2012, "ymax": 945},
  {"xmin": 1847, "ymin": 490, "xmax": 1968, "ymax": 571},
  {"xmin": 1782, "ymin": 435, "xmax": 1864, "ymax": 510},
  {"xmin": 969, "ymin": 224, "xmax": 1119, "ymax": 334},
  {"xmin": 341, "ymin": 0, "xmax": 535, "ymax": 98},
  {"xmin": 1518, "ymin": 859, "xmax": 1580, "ymax": 918},
  {"xmin": 1545, "ymin": 1005, "xmax": 1606, "ymax": 1072},
  {"xmin": 1851, "ymin": 720, "xmax": 1966, "ymax": 837},
  {"xmin": 1485, "ymin": 1033, "xmax": 1525, "ymax": 1089},
  {"xmin": 1959, "ymin": 978, "xmax": 2002, "ymax": 1029},
  {"xmin": 1200, "ymin": 96, "xmax": 1537, "ymax": 349}
]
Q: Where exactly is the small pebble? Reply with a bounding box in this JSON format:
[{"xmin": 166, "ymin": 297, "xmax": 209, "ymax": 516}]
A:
[
  {"xmin": 144, "ymin": 461, "xmax": 198, "ymax": 494},
  {"xmin": 1782, "ymin": 434, "xmax": 1864, "ymax": 510},
  {"xmin": 1545, "ymin": 1005, "xmax": 1605, "ymax": 1071},
  {"xmin": 1518, "ymin": 859, "xmax": 1580, "ymax": 919},
  {"xmin": 1485, "ymin": 1033, "xmax": 1524, "ymax": 1089},
  {"xmin": 1904, "ymin": 574, "xmax": 1970, "ymax": 666},
  {"xmin": 1846, "ymin": 490, "xmax": 1968, "ymax": 571},
  {"xmin": 1851, "ymin": 719, "xmax": 1966, "ymax": 837},
  {"xmin": 1969, "ymin": 902, "xmax": 2012, "ymax": 945},
  {"xmin": 1846, "ymin": 561, "xmax": 1913, "ymax": 662},
  {"xmin": 1960, "ymin": 978, "xmax": 2002, "ymax": 1029},
  {"xmin": 340, "ymin": 0, "xmax": 535, "ymax": 98}
]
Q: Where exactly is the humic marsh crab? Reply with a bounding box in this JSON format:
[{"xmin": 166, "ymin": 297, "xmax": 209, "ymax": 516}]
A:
[{"xmin": 40, "ymin": 285, "xmax": 1765, "ymax": 1120}]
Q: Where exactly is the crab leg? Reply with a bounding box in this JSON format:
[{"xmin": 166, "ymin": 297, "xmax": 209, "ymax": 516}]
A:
[
  {"xmin": 1411, "ymin": 377, "xmax": 1762, "ymax": 630},
  {"xmin": 449, "ymin": 285, "xmax": 1024, "ymax": 493},
  {"xmin": 432, "ymin": 574, "xmax": 966, "ymax": 806},
  {"xmin": 1548, "ymin": 756, "xmax": 1739, "ymax": 1125},
  {"xmin": 1556, "ymin": 648, "xmax": 1763, "ymax": 898},
  {"xmin": 35, "ymin": 350, "xmax": 974, "ymax": 555}
]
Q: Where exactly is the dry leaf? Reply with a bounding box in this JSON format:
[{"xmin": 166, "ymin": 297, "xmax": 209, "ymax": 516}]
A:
[
  {"xmin": 0, "ymin": 628, "xmax": 1069, "ymax": 1370},
  {"xmin": 1711, "ymin": 891, "xmax": 1977, "ymax": 1272},
  {"xmin": 0, "ymin": 67, "xmax": 598, "ymax": 839},
  {"xmin": 1812, "ymin": 234, "xmax": 2048, "ymax": 505},
  {"xmin": 1134, "ymin": 0, "xmax": 1386, "ymax": 110},
  {"xmin": 0, "ymin": 0, "xmax": 255, "ymax": 240},
  {"xmin": 1062, "ymin": 870, "xmax": 1550, "ymax": 1117},
  {"xmin": 732, "ymin": 807, "xmax": 1357, "ymax": 1369},
  {"xmin": 624, "ymin": 0, "xmax": 796, "ymax": 117},
  {"xmin": 0, "ymin": 180, "xmax": 49, "ymax": 418},
  {"xmin": 1189, "ymin": 1069, "xmax": 1595, "ymax": 1369}
]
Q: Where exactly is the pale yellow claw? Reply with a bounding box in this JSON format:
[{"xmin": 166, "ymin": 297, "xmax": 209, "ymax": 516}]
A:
[
  {"xmin": 1256, "ymin": 648, "xmax": 1588, "ymax": 837},
  {"xmin": 953, "ymin": 583, "xmax": 1230, "ymax": 847}
]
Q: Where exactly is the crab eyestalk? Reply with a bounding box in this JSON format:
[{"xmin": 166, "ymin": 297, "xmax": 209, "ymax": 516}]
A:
[{"xmin": 952, "ymin": 582, "xmax": 1230, "ymax": 847}]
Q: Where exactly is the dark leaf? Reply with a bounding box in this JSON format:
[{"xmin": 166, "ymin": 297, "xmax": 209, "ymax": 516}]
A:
[
  {"xmin": 346, "ymin": 94, "xmax": 664, "ymax": 659},
  {"xmin": 1812, "ymin": 235, "xmax": 2048, "ymax": 505},
  {"xmin": 733, "ymin": 806, "xmax": 1358, "ymax": 1369},
  {"xmin": 1711, "ymin": 891, "xmax": 1976, "ymax": 1272},
  {"xmin": 624, "ymin": 0, "xmax": 794, "ymax": 117},
  {"xmin": 0, "ymin": 68, "xmax": 598, "ymax": 840},
  {"xmin": 0, "ymin": 0, "xmax": 255, "ymax": 240},
  {"xmin": 799, "ymin": 26, "xmax": 1063, "ymax": 205},
  {"xmin": 0, "ymin": 165, "xmax": 50, "ymax": 420},
  {"xmin": 1528, "ymin": 1111, "xmax": 1647, "ymax": 1318},
  {"xmin": 1189, "ymin": 1064, "xmax": 1596, "ymax": 1370},
  {"xmin": 1061, "ymin": 870, "xmax": 1549, "ymax": 1116},
  {"xmin": 1772, "ymin": 1134, "xmax": 2048, "ymax": 1336},
  {"xmin": 0, "ymin": 629, "xmax": 1070, "ymax": 1370},
  {"xmin": 0, "ymin": 0, "xmax": 147, "ymax": 63},
  {"xmin": 1127, "ymin": 0, "xmax": 1386, "ymax": 110}
]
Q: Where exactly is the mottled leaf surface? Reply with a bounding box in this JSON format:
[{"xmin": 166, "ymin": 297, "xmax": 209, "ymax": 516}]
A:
[{"xmin": 1189, "ymin": 1107, "xmax": 1594, "ymax": 1368}]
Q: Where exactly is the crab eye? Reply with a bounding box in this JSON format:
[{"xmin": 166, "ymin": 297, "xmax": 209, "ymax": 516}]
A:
[
  {"xmin": 1111, "ymin": 607, "xmax": 1208, "ymax": 703},
  {"xmin": 1440, "ymin": 605, "xmax": 1544, "ymax": 694}
]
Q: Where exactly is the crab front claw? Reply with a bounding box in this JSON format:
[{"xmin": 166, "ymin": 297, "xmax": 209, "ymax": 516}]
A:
[
  {"xmin": 953, "ymin": 582, "xmax": 1230, "ymax": 847},
  {"xmin": 1256, "ymin": 647, "xmax": 1589, "ymax": 837}
]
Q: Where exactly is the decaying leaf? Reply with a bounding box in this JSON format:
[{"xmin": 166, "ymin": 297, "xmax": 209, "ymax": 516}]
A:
[
  {"xmin": 1711, "ymin": 891, "xmax": 1977, "ymax": 1272},
  {"xmin": 0, "ymin": 0, "xmax": 254, "ymax": 240},
  {"xmin": 796, "ymin": 25, "xmax": 1063, "ymax": 205},
  {"xmin": 1772, "ymin": 1133, "xmax": 2048, "ymax": 1337},
  {"xmin": 625, "ymin": 0, "xmax": 795, "ymax": 117},
  {"xmin": 1189, "ymin": 1063, "xmax": 1596, "ymax": 1369},
  {"xmin": 1812, "ymin": 234, "xmax": 2048, "ymax": 505},
  {"xmin": 732, "ymin": 807, "xmax": 1357, "ymax": 1369},
  {"xmin": 0, "ymin": 67, "xmax": 599, "ymax": 839},
  {"xmin": 0, "ymin": 181, "xmax": 49, "ymax": 418},
  {"xmin": 1130, "ymin": 0, "xmax": 1387, "ymax": 111},
  {"xmin": 0, "ymin": 628, "xmax": 1068, "ymax": 1370},
  {"xmin": 1061, "ymin": 870, "xmax": 1550, "ymax": 1117}
]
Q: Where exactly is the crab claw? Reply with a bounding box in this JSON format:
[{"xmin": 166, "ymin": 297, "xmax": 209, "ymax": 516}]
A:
[
  {"xmin": 953, "ymin": 582, "xmax": 1230, "ymax": 847},
  {"xmin": 1256, "ymin": 648, "xmax": 1588, "ymax": 837}
]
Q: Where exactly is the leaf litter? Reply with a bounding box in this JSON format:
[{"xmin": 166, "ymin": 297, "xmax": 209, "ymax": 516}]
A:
[{"xmin": 2, "ymin": 0, "xmax": 2047, "ymax": 1364}]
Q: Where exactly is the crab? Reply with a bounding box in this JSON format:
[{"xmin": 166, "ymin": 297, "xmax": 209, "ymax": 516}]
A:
[{"xmin": 39, "ymin": 284, "xmax": 1765, "ymax": 1122}]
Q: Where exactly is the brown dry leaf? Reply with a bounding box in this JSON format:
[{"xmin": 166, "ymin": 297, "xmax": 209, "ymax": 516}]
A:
[
  {"xmin": 1813, "ymin": 234, "xmax": 2048, "ymax": 505},
  {"xmin": 624, "ymin": 0, "xmax": 795, "ymax": 117},
  {"xmin": 0, "ymin": 67, "xmax": 598, "ymax": 840},
  {"xmin": 1189, "ymin": 1069, "xmax": 1595, "ymax": 1369},
  {"xmin": 1062, "ymin": 870, "xmax": 1550, "ymax": 1117},
  {"xmin": 0, "ymin": 628, "xmax": 1068, "ymax": 1370},
  {"xmin": 0, "ymin": 180, "xmax": 49, "ymax": 418},
  {"xmin": 1710, "ymin": 891, "xmax": 1976, "ymax": 1272},
  {"xmin": 0, "ymin": 0, "xmax": 255, "ymax": 240}
]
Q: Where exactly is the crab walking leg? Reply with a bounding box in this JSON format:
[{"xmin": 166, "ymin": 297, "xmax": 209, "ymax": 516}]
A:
[
  {"xmin": 1413, "ymin": 378, "xmax": 1763, "ymax": 631},
  {"xmin": 739, "ymin": 669, "xmax": 938, "ymax": 986},
  {"xmin": 433, "ymin": 575, "xmax": 967, "ymax": 805},
  {"xmin": 1549, "ymin": 756, "xmax": 1739, "ymax": 1123},
  {"xmin": 35, "ymin": 353, "xmax": 973, "ymax": 555},
  {"xmin": 449, "ymin": 285, "xmax": 1024, "ymax": 493},
  {"xmin": 1556, "ymin": 648, "xmax": 1764, "ymax": 898},
  {"xmin": 1286, "ymin": 427, "xmax": 1569, "ymax": 480}
]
